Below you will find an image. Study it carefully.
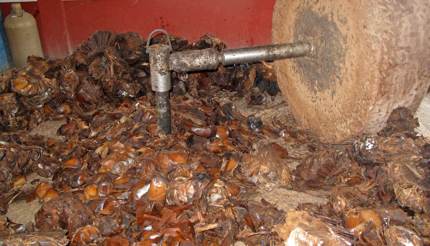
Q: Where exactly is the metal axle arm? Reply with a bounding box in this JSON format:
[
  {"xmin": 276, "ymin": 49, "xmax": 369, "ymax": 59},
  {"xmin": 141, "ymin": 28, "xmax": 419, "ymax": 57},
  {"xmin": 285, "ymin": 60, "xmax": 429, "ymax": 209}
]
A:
[
  {"xmin": 146, "ymin": 29, "xmax": 312, "ymax": 134},
  {"xmin": 169, "ymin": 42, "xmax": 312, "ymax": 72}
]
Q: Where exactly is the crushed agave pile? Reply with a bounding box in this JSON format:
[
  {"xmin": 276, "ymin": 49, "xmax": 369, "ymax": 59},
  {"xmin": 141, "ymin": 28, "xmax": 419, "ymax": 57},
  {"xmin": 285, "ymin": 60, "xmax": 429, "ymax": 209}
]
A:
[{"xmin": 0, "ymin": 31, "xmax": 429, "ymax": 246}]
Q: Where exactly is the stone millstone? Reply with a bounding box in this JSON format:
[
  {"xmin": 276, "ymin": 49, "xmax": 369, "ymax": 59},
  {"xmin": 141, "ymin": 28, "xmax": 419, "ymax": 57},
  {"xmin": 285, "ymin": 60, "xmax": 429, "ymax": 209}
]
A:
[{"xmin": 273, "ymin": 0, "xmax": 430, "ymax": 143}]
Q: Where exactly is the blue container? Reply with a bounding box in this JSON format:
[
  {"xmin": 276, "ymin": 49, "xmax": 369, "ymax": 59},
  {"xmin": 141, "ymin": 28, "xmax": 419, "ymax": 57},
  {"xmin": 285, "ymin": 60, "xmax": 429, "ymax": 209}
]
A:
[{"xmin": 0, "ymin": 10, "xmax": 11, "ymax": 72}]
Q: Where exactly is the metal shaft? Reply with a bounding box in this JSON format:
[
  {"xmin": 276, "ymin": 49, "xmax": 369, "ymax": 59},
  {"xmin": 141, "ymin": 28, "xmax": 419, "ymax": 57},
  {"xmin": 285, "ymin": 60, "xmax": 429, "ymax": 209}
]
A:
[
  {"xmin": 148, "ymin": 44, "xmax": 171, "ymax": 92},
  {"xmin": 147, "ymin": 44, "xmax": 172, "ymax": 134},
  {"xmin": 169, "ymin": 48, "xmax": 222, "ymax": 72},
  {"xmin": 155, "ymin": 91, "xmax": 171, "ymax": 134},
  {"xmin": 222, "ymin": 42, "xmax": 312, "ymax": 65},
  {"xmin": 169, "ymin": 42, "xmax": 312, "ymax": 72}
]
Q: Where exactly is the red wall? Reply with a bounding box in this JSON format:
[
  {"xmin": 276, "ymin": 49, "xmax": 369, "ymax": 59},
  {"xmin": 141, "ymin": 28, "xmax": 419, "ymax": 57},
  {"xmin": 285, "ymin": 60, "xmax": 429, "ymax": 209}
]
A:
[{"xmin": 2, "ymin": 0, "xmax": 276, "ymax": 58}]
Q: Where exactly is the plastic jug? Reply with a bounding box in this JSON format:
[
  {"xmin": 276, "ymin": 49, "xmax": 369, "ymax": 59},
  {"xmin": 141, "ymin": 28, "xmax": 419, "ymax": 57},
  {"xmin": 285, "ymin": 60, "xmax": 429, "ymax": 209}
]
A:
[{"xmin": 4, "ymin": 3, "xmax": 43, "ymax": 68}]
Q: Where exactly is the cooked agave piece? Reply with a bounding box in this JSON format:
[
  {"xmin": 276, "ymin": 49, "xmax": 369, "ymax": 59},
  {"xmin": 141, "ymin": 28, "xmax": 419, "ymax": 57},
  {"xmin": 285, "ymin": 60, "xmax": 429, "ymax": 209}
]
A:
[
  {"xmin": 0, "ymin": 231, "xmax": 68, "ymax": 246},
  {"xmin": 0, "ymin": 93, "xmax": 22, "ymax": 130},
  {"xmin": 0, "ymin": 69, "xmax": 14, "ymax": 93},
  {"xmin": 79, "ymin": 31, "xmax": 117, "ymax": 59},
  {"xmin": 148, "ymin": 175, "xmax": 168, "ymax": 202},
  {"xmin": 11, "ymin": 71, "xmax": 60, "ymax": 110},
  {"xmin": 384, "ymin": 226, "xmax": 423, "ymax": 246},
  {"xmin": 241, "ymin": 142, "xmax": 291, "ymax": 187},
  {"xmin": 387, "ymin": 160, "xmax": 430, "ymax": 214},
  {"xmin": 35, "ymin": 195, "xmax": 94, "ymax": 237},
  {"xmin": 59, "ymin": 68, "xmax": 80, "ymax": 99},
  {"xmin": 116, "ymin": 32, "xmax": 144, "ymax": 64},
  {"xmin": 275, "ymin": 211, "xmax": 354, "ymax": 246},
  {"xmin": 70, "ymin": 225, "xmax": 102, "ymax": 246}
]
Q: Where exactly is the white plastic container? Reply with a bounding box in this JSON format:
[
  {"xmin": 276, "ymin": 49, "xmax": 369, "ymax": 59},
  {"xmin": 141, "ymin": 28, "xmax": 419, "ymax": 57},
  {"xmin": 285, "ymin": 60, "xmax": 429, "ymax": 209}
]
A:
[{"xmin": 4, "ymin": 3, "xmax": 43, "ymax": 68}]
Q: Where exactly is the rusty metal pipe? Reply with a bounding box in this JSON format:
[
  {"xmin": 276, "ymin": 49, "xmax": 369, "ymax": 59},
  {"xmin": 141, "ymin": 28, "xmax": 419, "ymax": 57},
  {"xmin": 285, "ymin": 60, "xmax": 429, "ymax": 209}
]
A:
[
  {"xmin": 147, "ymin": 43, "xmax": 172, "ymax": 134},
  {"xmin": 169, "ymin": 48, "xmax": 222, "ymax": 72},
  {"xmin": 155, "ymin": 91, "xmax": 172, "ymax": 134},
  {"xmin": 148, "ymin": 44, "xmax": 171, "ymax": 93},
  {"xmin": 169, "ymin": 42, "xmax": 312, "ymax": 72},
  {"xmin": 222, "ymin": 42, "xmax": 312, "ymax": 65}
]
